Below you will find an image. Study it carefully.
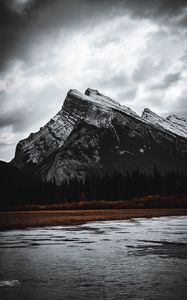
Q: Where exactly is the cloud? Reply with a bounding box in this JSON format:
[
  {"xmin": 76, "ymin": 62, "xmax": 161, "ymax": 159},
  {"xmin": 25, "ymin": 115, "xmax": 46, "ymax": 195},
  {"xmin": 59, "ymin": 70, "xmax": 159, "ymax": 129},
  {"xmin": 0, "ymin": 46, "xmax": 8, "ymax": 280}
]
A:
[
  {"xmin": 151, "ymin": 72, "xmax": 182, "ymax": 90},
  {"xmin": 97, "ymin": 72, "xmax": 129, "ymax": 89},
  {"xmin": 122, "ymin": 0, "xmax": 187, "ymax": 19},
  {"xmin": 117, "ymin": 88, "xmax": 138, "ymax": 102},
  {"xmin": 0, "ymin": 0, "xmax": 121, "ymax": 73},
  {"xmin": 169, "ymin": 89, "xmax": 187, "ymax": 118},
  {"xmin": 1, "ymin": 0, "xmax": 187, "ymax": 73},
  {"xmin": 132, "ymin": 58, "xmax": 160, "ymax": 83}
]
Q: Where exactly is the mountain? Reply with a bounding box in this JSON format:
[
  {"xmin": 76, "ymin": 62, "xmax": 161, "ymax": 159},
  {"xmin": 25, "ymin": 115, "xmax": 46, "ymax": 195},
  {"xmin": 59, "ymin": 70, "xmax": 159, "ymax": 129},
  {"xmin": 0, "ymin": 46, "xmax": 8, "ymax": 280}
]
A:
[
  {"xmin": 142, "ymin": 108, "xmax": 187, "ymax": 138},
  {"xmin": 11, "ymin": 88, "xmax": 187, "ymax": 185},
  {"xmin": 11, "ymin": 88, "xmax": 140, "ymax": 169}
]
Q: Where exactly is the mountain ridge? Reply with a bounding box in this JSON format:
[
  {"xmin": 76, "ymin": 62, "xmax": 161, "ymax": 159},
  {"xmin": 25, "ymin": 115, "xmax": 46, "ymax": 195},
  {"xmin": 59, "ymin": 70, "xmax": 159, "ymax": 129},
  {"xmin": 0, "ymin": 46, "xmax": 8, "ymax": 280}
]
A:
[
  {"xmin": 142, "ymin": 108, "xmax": 187, "ymax": 139},
  {"xmin": 11, "ymin": 88, "xmax": 187, "ymax": 184}
]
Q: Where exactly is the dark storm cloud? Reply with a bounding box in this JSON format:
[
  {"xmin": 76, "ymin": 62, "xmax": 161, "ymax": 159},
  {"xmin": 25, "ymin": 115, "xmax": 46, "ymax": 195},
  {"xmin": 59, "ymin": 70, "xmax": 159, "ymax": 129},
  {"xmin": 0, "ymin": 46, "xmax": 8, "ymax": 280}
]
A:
[
  {"xmin": 98, "ymin": 72, "xmax": 129, "ymax": 89},
  {"xmin": 0, "ymin": 0, "xmax": 187, "ymax": 73},
  {"xmin": 0, "ymin": 89, "xmax": 33, "ymax": 131},
  {"xmin": 0, "ymin": 0, "xmax": 26, "ymax": 71},
  {"xmin": 117, "ymin": 88, "xmax": 138, "ymax": 102},
  {"xmin": 132, "ymin": 58, "xmax": 159, "ymax": 83},
  {"xmin": 0, "ymin": 108, "xmax": 26, "ymax": 129},
  {"xmin": 151, "ymin": 72, "xmax": 182, "ymax": 90},
  {"xmin": 178, "ymin": 12, "xmax": 187, "ymax": 27},
  {"xmin": 0, "ymin": 0, "xmax": 119, "ymax": 73},
  {"xmin": 122, "ymin": 0, "xmax": 187, "ymax": 19},
  {"xmin": 0, "ymin": 83, "xmax": 63, "ymax": 132}
]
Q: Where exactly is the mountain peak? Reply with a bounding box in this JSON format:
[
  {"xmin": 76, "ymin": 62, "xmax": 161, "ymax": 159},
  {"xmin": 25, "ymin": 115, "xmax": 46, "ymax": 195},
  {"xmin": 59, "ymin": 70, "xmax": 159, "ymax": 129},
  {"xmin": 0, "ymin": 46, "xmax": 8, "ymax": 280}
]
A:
[
  {"xmin": 67, "ymin": 89, "xmax": 88, "ymax": 100},
  {"xmin": 85, "ymin": 88, "xmax": 101, "ymax": 96},
  {"xmin": 142, "ymin": 108, "xmax": 187, "ymax": 138},
  {"xmin": 67, "ymin": 88, "xmax": 123, "ymax": 111},
  {"xmin": 167, "ymin": 114, "xmax": 187, "ymax": 122},
  {"xmin": 142, "ymin": 108, "xmax": 159, "ymax": 118},
  {"xmin": 68, "ymin": 88, "xmax": 104, "ymax": 99}
]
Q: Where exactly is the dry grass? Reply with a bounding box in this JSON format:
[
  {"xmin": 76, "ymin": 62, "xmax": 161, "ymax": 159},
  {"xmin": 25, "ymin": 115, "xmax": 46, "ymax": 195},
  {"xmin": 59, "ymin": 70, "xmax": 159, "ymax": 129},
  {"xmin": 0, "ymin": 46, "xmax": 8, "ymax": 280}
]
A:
[
  {"xmin": 4, "ymin": 195, "xmax": 187, "ymax": 211},
  {"xmin": 0, "ymin": 208, "xmax": 187, "ymax": 231}
]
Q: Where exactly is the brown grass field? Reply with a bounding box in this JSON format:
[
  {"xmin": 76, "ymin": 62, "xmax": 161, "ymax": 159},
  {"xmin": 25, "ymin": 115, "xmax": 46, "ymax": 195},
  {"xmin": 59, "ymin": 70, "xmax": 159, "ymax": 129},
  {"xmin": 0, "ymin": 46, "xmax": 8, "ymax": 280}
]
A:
[{"xmin": 0, "ymin": 208, "xmax": 187, "ymax": 231}]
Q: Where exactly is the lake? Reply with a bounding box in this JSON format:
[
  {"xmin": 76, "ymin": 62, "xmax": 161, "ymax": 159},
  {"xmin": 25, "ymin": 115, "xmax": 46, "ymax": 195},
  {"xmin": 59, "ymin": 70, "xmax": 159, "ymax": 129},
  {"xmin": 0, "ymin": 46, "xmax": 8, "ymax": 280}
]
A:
[{"xmin": 0, "ymin": 216, "xmax": 187, "ymax": 299}]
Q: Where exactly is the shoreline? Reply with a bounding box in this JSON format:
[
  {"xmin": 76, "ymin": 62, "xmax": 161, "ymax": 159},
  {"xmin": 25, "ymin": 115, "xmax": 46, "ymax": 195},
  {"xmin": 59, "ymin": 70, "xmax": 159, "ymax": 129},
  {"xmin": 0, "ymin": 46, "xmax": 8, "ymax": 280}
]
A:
[{"xmin": 0, "ymin": 208, "xmax": 187, "ymax": 231}]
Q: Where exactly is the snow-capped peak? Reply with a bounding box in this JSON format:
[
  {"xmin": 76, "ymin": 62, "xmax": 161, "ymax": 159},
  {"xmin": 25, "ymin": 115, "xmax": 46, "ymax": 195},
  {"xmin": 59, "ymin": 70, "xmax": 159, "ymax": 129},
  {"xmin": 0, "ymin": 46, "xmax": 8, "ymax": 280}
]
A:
[
  {"xmin": 142, "ymin": 108, "xmax": 187, "ymax": 138},
  {"xmin": 166, "ymin": 114, "xmax": 187, "ymax": 124},
  {"xmin": 67, "ymin": 88, "xmax": 139, "ymax": 118},
  {"xmin": 12, "ymin": 88, "xmax": 187, "ymax": 171},
  {"xmin": 142, "ymin": 108, "xmax": 160, "ymax": 118},
  {"xmin": 85, "ymin": 88, "xmax": 122, "ymax": 107},
  {"xmin": 85, "ymin": 88, "xmax": 102, "ymax": 96}
]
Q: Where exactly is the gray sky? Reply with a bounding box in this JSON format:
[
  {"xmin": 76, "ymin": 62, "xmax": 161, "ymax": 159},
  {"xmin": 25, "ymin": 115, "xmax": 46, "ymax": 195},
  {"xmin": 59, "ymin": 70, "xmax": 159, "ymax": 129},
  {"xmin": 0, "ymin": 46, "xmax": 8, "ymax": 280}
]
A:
[{"xmin": 0, "ymin": 0, "xmax": 187, "ymax": 161}]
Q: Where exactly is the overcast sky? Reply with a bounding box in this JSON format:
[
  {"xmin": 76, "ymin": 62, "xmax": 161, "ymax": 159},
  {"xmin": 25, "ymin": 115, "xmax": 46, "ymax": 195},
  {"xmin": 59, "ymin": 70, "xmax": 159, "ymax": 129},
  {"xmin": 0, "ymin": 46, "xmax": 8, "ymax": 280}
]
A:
[{"xmin": 0, "ymin": 0, "xmax": 187, "ymax": 161}]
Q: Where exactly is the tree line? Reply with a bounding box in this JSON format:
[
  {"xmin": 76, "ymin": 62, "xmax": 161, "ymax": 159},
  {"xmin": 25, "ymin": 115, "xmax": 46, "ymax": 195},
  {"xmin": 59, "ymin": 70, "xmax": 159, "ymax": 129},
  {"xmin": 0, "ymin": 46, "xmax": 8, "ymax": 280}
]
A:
[{"xmin": 1, "ymin": 166, "xmax": 187, "ymax": 208}]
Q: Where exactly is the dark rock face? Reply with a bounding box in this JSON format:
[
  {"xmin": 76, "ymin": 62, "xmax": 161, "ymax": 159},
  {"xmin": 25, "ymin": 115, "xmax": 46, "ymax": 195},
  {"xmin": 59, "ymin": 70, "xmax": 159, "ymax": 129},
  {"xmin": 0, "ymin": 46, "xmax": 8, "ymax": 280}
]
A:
[
  {"xmin": 11, "ymin": 89, "xmax": 187, "ymax": 185},
  {"xmin": 11, "ymin": 90, "xmax": 91, "ymax": 169}
]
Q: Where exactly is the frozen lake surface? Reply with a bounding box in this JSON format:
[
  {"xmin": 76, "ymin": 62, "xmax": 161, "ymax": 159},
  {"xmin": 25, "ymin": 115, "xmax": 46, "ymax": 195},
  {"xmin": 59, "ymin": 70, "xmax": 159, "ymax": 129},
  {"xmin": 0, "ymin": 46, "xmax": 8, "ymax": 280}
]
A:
[{"xmin": 0, "ymin": 216, "xmax": 187, "ymax": 300}]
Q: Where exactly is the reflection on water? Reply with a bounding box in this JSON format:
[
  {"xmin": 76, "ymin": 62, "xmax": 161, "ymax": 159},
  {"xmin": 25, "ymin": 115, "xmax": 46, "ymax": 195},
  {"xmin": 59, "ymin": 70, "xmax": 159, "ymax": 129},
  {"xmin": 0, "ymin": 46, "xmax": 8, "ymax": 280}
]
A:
[{"xmin": 0, "ymin": 216, "xmax": 187, "ymax": 299}]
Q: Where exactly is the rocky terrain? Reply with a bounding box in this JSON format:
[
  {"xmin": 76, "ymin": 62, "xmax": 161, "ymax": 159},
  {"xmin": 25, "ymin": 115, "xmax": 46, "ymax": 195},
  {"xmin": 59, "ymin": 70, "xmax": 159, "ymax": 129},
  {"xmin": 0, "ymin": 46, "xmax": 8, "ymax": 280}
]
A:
[{"xmin": 11, "ymin": 88, "xmax": 187, "ymax": 185}]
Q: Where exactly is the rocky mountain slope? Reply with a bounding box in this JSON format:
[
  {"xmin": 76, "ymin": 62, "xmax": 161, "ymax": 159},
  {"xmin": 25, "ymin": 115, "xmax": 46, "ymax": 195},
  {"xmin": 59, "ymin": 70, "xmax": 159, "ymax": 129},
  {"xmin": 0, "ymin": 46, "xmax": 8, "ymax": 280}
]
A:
[
  {"xmin": 11, "ymin": 89, "xmax": 187, "ymax": 185},
  {"xmin": 142, "ymin": 108, "xmax": 187, "ymax": 138}
]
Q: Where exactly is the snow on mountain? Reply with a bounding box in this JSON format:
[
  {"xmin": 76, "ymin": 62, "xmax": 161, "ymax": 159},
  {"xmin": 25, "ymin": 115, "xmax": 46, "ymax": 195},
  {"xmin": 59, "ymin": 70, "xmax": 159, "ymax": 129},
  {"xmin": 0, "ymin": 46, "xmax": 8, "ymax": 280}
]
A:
[
  {"xmin": 12, "ymin": 88, "xmax": 187, "ymax": 177},
  {"xmin": 38, "ymin": 104, "xmax": 187, "ymax": 184},
  {"xmin": 142, "ymin": 108, "xmax": 187, "ymax": 138},
  {"xmin": 73, "ymin": 88, "xmax": 139, "ymax": 118},
  {"xmin": 12, "ymin": 90, "xmax": 88, "ymax": 168},
  {"xmin": 166, "ymin": 114, "xmax": 187, "ymax": 137},
  {"xmin": 12, "ymin": 88, "xmax": 140, "ymax": 168}
]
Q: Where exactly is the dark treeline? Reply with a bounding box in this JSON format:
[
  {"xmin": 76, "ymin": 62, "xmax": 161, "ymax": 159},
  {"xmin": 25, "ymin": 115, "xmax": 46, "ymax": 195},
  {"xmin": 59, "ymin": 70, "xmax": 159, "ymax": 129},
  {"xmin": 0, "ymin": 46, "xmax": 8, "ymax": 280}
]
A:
[{"xmin": 1, "ymin": 166, "xmax": 187, "ymax": 208}]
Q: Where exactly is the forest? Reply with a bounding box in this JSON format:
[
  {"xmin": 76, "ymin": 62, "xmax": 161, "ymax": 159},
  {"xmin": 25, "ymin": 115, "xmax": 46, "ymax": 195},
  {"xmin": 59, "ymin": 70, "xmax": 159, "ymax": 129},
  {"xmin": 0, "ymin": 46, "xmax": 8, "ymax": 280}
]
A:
[{"xmin": 1, "ymin": 162, "xmax": 187, "ymax": 209}]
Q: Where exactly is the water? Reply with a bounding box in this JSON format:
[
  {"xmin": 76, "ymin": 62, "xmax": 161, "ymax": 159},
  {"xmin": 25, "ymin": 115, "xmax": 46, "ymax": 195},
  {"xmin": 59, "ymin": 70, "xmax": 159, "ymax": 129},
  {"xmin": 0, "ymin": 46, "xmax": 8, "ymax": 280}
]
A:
[{"xmin": 0, "ymin": 216, "xmax": 187, "ymax": 300}]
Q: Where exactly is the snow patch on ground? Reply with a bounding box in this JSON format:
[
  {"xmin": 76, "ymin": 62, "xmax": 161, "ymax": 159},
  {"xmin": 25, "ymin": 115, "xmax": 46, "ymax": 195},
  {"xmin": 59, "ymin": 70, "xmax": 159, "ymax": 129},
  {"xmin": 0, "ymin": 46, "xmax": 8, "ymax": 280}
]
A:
[
  {"xmin": 0, "ymin": 280, "xmax": 20, "ymax": 287},
  {"xmin": 139, "ymin": 148, "xmax": 145, "ymax": 153}
]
